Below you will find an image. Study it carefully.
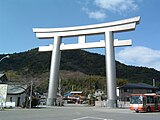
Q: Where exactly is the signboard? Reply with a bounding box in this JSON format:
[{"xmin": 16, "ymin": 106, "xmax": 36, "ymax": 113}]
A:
[{"xmin": 0, "ymin": 84, "xmax": 8, "ymax": 103}]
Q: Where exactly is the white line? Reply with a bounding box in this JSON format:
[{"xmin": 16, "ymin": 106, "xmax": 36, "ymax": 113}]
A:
[
  {"xmin": 88, "ymin": 116, "xmax": 106, "ymax": 120},
  {"xmin": 72, "ymin": 116, "xmax": 88, "ymax": 120},
  {"xmin": 72, "ymin": 116, "xmax": 111, "ymax": 120}
]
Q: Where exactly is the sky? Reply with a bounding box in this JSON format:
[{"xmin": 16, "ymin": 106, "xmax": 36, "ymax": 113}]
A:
[{"xmin": 0, "ymin": 0, "xmax": 160, "ymax": 71}]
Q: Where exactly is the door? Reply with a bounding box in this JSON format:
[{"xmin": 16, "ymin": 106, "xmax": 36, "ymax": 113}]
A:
[
  {"xmin": 143, "ymin": 97, "xmax": 146, "ymax": 111},
  {"xmin": 155, "ymin": 97, "xmax": 158, "ymax": 110},
  {"xmin": 17, "ymin": 97, "xmax": 20, "ymax": 106}
]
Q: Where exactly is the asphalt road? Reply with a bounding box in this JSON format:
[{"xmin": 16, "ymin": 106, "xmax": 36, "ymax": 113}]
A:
[{"xmin": 0, "ymin": 105, "xmax": 160, "ymax": 120}]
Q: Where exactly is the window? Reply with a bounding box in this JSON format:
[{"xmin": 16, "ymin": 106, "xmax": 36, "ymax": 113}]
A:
[
  {"xmin": 130, "ymin": 96, "xmax": 142, "ymax": 104},
  {"xmin": 10, "ymin": 97, "xmax": 12, "ymax": 102},
  {"xmin": 124, "ymin": 89, "xmax": 133, "ymax": 93},
  {"xmin": 147, "ymin": 89, "xmax": 152, "ymax": 93},
  {"xmin": 146, "ymin": 96, "xmax": 154, "ymax": 103},
  {"xmin": 127, "ymin": 89, "xmax": 133, "ymax": 93}
]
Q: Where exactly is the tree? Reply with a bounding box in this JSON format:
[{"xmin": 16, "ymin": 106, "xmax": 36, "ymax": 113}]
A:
[{"xmin": 117, "ymin": 79, "xmax": 128, "ymax": 87}]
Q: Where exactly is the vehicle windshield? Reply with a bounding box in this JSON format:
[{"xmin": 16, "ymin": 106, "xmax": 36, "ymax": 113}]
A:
[{"xmin": 130, "ymin": 95, "xmax": 142, "ymax": 104}]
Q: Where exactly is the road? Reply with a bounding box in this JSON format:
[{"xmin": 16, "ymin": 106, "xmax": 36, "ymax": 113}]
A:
[{"xmin": 0, "ymin": 105, "xmax": 160, "ymax": 120}]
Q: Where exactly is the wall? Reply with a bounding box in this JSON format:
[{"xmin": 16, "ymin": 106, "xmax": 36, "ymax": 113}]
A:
[
  {"xmin": 119, "ymin": 88, "xmax": 151, "ymax": 101},
  {"xmin": 6, "ymin": 93, "xmax": 26, "ymax": 107}
]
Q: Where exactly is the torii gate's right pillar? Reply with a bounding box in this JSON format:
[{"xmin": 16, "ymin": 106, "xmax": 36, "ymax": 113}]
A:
[{"xmin": 105, "ymin": 31, "xmax": 117, "ymax": 108}]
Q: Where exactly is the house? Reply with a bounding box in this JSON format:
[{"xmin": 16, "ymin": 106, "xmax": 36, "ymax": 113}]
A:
[
  {"xmin": 118, "ymin": 83, "xmax": 159, "ymax": 101},
  {"xmin": 6, "ymin": 84, "xmax": 27, "ymax": 107},
  {"xmin": 64, "ymin": 91, "xmax": 84, "ymax": 104},
  {"xmin": 0, "ymin": 73, "xmax": 8, "ymax": 83},
  {"xmin": 0, "ymin": 74, "xmax": 29, "ymax": 107}
]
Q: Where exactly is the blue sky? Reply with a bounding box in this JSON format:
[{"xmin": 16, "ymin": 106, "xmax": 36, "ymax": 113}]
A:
[{"xmin": 1, "ymin": 0, "xmax": 160, "ymax": 71}]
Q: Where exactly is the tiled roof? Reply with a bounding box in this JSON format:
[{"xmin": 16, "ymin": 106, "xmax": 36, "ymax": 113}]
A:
[
  {"xmin": 7, "ymin": 85, "xmax": 27, "ymax": 94},
  {"xmin": 119, "ymin": 83, "xmax": 159, "ymax": 89}
]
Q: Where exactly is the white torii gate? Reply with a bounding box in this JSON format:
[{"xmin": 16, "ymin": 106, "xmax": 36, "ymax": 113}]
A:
[{"xmin": 33, "ymin": 16, "xmax": 140, "ymax": 108}]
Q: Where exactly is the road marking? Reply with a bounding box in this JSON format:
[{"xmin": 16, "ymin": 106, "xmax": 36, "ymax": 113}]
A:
[
  {"xmin": 72, "ymin": 117, "xmax": 88, "ymax": 120},
  {"xmin": 72, "ymin": 116, "xmax": 113, "ymax": 120}
]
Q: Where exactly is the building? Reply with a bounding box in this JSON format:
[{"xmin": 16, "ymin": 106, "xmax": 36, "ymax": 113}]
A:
[
  {"xmin": 6, "ymin": 84, "xmax": 27, "ymax": 107},
  {"xmin": 0, "ymin": 74, "xmax": 37, "ymax": 108},
  {"xmin": 118, "ymin": 83, "xmax": 159, "ymax": 102},
  {"xmin": 0, "ymin": 74, "xmax": 27, "ymax": 107},
  {"xmin": 0, "ymin": 73, "xmax": 8, "ymax": 83},
  {"xmin": 64, "ymin": 91, "xmax": 84, "ymax": 104}
]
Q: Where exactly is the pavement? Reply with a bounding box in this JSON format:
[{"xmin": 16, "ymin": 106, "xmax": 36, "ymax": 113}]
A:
[{"xmin": 0, "ymin": 104, "xmax": 160, "ymax": 120}]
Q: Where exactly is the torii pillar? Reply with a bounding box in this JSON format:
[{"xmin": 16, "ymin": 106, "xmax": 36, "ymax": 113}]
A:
[
  {"xmin": 47, "ymin": 36, "xmax": 61, "ymax": 105},
  {"xmin": 33, "ymin": 16, "xmax": 140, "ymax": 107}
]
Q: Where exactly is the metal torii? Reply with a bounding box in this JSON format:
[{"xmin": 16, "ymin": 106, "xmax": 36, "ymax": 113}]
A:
[{"xmin": 33, "ymin": 16, "xmax": 140, "ymax": 108}]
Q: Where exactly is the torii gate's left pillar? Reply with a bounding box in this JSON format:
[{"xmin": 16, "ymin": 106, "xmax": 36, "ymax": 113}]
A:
[
  {"xmin": 105, "ymin": 31, "xmax": 117, "ymax": 108},
  {"xmin": 47, "ymin": 36, "xmax": 61, "ymax": 106}
]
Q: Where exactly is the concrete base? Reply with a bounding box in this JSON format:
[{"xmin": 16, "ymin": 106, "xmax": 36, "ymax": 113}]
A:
[
  {"xmin": 95, "ymin": 101, "xmax": 106, "ymax": 107},
  {"xmin": 47, "ymin": 98, "xmax": 56, "ymax": 106},
  {"xmin": 107, "ymin": 99, "xmax": 117, "ymax": 108}
]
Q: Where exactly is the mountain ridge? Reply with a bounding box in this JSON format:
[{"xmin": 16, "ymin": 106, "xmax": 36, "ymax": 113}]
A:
[{"xmin": 0, "ymin": 48, "xmax": 160, "ymax": 93}]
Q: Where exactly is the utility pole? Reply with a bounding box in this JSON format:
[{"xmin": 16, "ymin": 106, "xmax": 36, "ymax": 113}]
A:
[{"xmin": 29, "ymin": 81, "xmax": 33, "ymax": 109}]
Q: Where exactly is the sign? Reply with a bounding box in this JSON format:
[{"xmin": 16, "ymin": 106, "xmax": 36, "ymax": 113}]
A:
[{"xmin": 0, "ymin": 84, "xmax": 8, "ymax": 103}]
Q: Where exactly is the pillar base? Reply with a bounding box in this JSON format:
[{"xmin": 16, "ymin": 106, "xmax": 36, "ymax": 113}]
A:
[
  {"xmin": 47, "ymin": 98, "xmax": 56, "ymax": 106},
  {"xmin": 107, "ymin": 99, "xmax": 117, "ymax": 108}
]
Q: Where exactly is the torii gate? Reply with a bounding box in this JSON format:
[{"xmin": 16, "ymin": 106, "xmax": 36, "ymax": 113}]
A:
[{"xmin": 33, "ymin": 16, "xmax": 140, "ymax": 108}]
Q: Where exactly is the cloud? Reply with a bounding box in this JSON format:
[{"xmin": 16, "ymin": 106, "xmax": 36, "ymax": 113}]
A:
[
  {"xmin": 82, "ymin": 8, "xmax": 106, "ymax": 20},
  {"xmin": 81, "ymin": 0, "xmax": 140, "ymax": 20},
  {"xmin": 116, "ymin": 46, "xmax": 160, "ymax": 71},
  {"xmin": 94, "ymin": 0, "xmax": 138, "ymax": 13},
  {"xmin": 88, "ymin": 11, "xmax": 106, "ymax": 20}
]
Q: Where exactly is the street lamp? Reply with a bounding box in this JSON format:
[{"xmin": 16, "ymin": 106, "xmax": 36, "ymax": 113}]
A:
[{"xmin": 0, "ymin": 55, "xmax": 10, "ymax": 62}]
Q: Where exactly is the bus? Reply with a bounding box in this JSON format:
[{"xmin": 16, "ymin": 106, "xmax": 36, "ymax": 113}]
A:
[{"xmin": 130, "ymin": 93, "xmax": 160, "ymax": 112}]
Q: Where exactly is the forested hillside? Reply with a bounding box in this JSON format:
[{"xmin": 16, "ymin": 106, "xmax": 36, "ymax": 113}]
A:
[{"xmin": 0, "ymin": 48, "xmax": 160, "ymax": 94}]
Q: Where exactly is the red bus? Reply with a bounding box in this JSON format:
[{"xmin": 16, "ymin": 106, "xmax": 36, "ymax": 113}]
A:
[{"xmin": 130, "ymin": 93, "xmax": 160, "ymax": 112}]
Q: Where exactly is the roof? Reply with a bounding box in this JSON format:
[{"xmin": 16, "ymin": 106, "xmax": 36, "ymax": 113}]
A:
[
  {"xmin": 70, "ymin": 91, "xmax": 82, "ymax": 94},
  {"xmin": 119, "ymin": 83, "xmax": 159, "ymax": 90},
  {"xmin": 0, "ymin": 73, "xmax": 4, "ymax": 78},
  {"xmin": 7, "ymin": 85, "xmax": 27, "ymax": 94},
  {"xmin": 0, "ymin": 73, "xmax": 8, "ymax": 83},
  {"xmin": 64, "ymin": 92, "xmax": 72, "ymax": 97},
  {"xmin": 64, "ymin": 91, "xmax": 83, "ymax": 97}
]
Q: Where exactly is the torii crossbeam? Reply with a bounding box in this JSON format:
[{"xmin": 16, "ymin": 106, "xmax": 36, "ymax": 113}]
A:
[{"xmin": 33, "ymin": 16, "xmax": 140, "ymax": 108}]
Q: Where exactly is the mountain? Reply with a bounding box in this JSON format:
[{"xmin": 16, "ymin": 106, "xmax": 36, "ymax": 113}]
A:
[{"xmin": 0, "ymin": 48, "xmax": 160, "ymax": 94}]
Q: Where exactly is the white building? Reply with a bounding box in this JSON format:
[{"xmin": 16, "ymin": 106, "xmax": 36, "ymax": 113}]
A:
[{"xmin": 6, "ymin": 85, "xmax": 27, "ymax": 107}]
